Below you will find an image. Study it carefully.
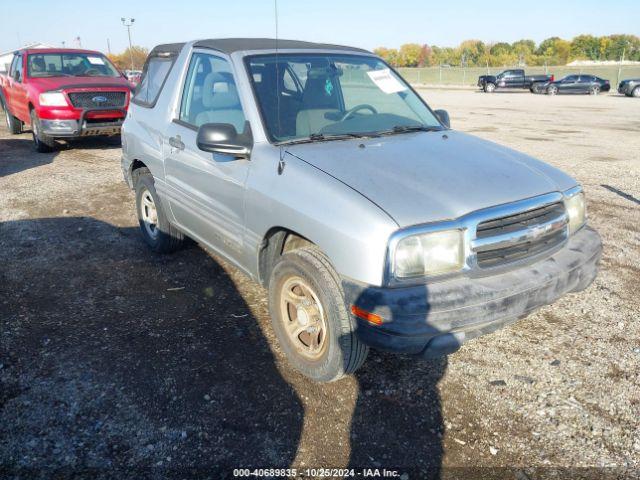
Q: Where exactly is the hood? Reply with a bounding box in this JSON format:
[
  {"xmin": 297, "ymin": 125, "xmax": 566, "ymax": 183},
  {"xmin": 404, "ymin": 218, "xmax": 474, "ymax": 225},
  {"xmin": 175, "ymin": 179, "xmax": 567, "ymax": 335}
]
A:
[
  {"xmin": 286, "ymin": 130, "xmax": 577, "ymax": 228},
  {"xmin": 29, "ymin": 76, "xmax": 131, "ymax": 92}
]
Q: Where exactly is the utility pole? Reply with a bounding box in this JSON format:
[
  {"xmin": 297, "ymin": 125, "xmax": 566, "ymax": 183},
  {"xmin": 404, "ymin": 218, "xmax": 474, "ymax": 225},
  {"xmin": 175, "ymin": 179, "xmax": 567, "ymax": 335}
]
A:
[
  {"xmin": 121, "ymin": 17, "xmax": 136, "ymax": 71},
  {"xmin": 617, "ymin": 47, "xmax": 626, "ymax": 87}
]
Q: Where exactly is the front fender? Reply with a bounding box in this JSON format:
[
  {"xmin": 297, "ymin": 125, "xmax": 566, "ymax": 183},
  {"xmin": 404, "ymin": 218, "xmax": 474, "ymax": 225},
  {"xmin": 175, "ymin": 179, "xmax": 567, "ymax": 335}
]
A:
[{"xmin": 244, "ymin": 145, "xmax": 399, "ymax": 287}]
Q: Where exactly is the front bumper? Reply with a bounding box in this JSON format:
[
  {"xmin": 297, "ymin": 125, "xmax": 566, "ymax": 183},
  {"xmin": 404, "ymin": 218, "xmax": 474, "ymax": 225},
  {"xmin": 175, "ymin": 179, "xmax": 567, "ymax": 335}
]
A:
[
  {"xmin": 342, "ymin": 226, "xmax": 602, "ymax": 358},
  {"xmin": 40, "ymin": 109, "xmax": 125, "ymax": 138}
]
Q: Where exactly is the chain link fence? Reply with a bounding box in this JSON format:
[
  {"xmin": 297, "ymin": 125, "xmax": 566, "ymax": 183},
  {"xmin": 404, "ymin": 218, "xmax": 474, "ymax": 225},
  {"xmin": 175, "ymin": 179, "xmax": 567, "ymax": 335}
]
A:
[{"xmin": 397, "ymin": 65, "xmax": 640, "ymax": 87}]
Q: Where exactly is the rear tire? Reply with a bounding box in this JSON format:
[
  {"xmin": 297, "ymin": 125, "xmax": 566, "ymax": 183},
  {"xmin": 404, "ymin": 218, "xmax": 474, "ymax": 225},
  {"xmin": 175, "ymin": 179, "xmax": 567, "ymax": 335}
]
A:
[
  {"xmin": 268, "ymin": 246, "xmax": 369, "ymax": 382},
  {"xmin": 30, "ymin": 110, "xmax": 55, "ymax": 152},
  {"xmin": 589, "ymin": 85, "xmax": 600, "ymax": 95},
  {"xmin": 134, "ymin": 168, "xmax": 184, "ymax": 253},
  {"xmin": 5, "ymin": 105, "xmax": 22, "ymax": 134}
]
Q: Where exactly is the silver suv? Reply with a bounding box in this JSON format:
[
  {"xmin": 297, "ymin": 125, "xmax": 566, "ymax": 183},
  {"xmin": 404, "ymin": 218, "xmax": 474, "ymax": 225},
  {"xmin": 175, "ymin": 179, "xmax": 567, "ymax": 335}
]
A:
[{"xmin": 121, "ymin": 39, "xmax": 602, "ymax": 382}]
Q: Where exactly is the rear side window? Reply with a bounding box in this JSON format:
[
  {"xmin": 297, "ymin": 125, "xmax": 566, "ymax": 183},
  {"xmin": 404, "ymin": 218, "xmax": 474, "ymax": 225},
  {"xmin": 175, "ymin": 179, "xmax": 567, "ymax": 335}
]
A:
[
  {"xmin": 178, "ymin": 53, "xmax": 245, "ymax": 132},
  {"xmin": 133, "ymin": 56, "xmax": 175, "ymax": 107}
]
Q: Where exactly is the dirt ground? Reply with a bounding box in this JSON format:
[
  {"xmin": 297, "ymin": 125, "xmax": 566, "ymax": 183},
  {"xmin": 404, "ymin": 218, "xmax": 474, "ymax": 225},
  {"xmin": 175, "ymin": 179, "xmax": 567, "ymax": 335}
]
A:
[{"xmin": 1, "ymin": 90, "xmax": 639, "ymax": 479}]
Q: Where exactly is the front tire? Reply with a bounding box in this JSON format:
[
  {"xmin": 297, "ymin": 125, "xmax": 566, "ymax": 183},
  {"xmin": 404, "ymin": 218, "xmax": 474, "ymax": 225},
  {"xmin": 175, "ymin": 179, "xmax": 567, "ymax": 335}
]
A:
[
  {"xmin": 589, "ymin": 85, "xmax": 600, "ymax": 95},
  {"xmin": 547, "ymin": 85, "xmax": 558, "ymax": 95},
  {"xmin": 5, "ymin": 105, "xmax": 22, "ymax": 134},
  {"xmin": 30, "ymin": 110, "xmax": 55, "ymax": 152},
  {"xmin": 632, "ymin": 86, "xmax": 640, "ymax": 98},
  {"xmin": 484, "ymin": 82, "xmax": 496, "ymax": 93},
  {"xmin": 268, "ymin": 247, "xmax": 369, "ymax": 382},
  {"xmin": 134, "ymin": 168, "xmax": 184, "ymax": 253}
]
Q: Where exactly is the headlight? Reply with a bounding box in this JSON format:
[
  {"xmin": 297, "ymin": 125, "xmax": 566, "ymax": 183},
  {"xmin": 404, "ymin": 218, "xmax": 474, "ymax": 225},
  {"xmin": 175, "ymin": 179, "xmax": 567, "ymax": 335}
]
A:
[
  {"xmin": 565, "ymin": 190, "xmax": 586, "ymax": 235},
  {"xmin": 394, "ymin": 229, "xmax": 464, "ymax": 278},
  {"xmin": 39, "ymin": 92, "xmax": 68, "ymax": 107}
]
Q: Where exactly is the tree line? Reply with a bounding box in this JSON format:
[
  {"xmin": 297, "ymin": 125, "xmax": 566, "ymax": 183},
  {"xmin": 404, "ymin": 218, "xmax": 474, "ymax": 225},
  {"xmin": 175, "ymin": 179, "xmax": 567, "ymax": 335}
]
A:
[
  {"xmin": 374, "ymin": 34, "xmax": 640, "ymax": 68},
  {"xmin": 107, "ymin": 46, "xmax": 149, "ymax": 71}
]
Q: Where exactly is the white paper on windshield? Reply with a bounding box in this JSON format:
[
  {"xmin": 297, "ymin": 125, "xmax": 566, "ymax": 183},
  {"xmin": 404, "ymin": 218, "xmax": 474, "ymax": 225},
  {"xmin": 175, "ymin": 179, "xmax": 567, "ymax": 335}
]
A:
[
  {"xmin": 87, "ymin": 56, "xmax": 105, "ymax": 65},
  {"xmin": 367, "ymin": 68, "xmax": 407, "ymax": 94}
]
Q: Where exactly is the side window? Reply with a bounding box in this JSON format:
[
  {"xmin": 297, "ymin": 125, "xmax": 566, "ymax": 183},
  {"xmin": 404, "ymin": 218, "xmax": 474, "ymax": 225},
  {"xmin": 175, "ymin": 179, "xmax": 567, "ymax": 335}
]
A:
[
  {"xmin": 12, "ymin": 55, "xmax": 23, "ymax": 82},
  {"xmin": 133, "ymin": 56, "xmax": 174, "ymax": 107},
  {"xmin": 179, "ymin": 53, "xmax": 245, "ymax": 132},
  {"xmin": 9, "ymin": 55, "xmax": 18, "ymax": 76}
]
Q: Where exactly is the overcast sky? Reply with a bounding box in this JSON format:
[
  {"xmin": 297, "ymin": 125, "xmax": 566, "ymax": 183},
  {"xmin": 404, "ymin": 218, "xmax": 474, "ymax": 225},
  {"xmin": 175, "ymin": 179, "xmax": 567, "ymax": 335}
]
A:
[{"xmin": 2, "ymin": 0, "xmax": 639, "ymax": 54}]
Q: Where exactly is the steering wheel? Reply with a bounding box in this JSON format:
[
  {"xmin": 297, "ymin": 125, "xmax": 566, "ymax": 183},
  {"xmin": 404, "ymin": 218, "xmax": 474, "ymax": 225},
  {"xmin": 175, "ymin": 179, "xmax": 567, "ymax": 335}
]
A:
[
  {"xmin": 340, "ymin": 104, "xmax": 378, "ymax": 122},
  {"xmin": 85, "ymin": 68, "xmax": 101, "ymax": 76}
]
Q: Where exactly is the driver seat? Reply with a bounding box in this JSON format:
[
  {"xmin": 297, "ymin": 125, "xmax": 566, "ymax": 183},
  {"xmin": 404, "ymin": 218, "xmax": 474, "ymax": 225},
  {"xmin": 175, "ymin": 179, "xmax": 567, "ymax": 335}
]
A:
[{"xmin": 295, "ymin": 75, "xmax": 340, "ymax": 137}]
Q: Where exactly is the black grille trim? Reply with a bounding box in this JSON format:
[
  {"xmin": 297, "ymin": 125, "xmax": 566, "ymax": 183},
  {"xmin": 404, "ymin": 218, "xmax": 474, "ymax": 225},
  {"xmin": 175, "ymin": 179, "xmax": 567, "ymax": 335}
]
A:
[
  {"xmin": 476, "ymin": 202, "xmax": 566, "ymax": 238},
  {"xmin": 475, "ymin": 201, "xmax": 567, "ymax": 268},
  {"xmin": 67, "ymin": 91, "xmax": 127, "ymax": 108}
]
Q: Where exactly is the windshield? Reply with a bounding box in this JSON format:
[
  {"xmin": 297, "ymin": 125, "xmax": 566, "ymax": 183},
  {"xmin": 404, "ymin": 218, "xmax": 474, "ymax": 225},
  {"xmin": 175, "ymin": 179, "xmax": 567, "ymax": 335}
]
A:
[
  {"xmin": 246, "ymin": 54, "xmax": 443, "ymax": 143},
  {"xmin": 27, "ymin": 53, "xmax": 121, "ymax": 78}
]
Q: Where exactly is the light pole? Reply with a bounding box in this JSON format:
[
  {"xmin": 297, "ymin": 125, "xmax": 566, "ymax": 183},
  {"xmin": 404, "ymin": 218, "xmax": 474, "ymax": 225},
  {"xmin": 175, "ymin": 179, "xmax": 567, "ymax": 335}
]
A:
[{"xmin": 121, "ymin": 17, "xmax": 135, "ymax": 71}]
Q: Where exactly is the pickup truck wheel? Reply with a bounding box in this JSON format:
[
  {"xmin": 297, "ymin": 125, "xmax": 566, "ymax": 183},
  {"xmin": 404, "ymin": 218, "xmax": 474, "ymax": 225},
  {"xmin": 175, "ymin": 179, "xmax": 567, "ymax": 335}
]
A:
[
  {"xmin": 484, "ymin": 82, "xmax": 496, "ymax": 93},
  {"xmin": 135, "ymin": 168, "xmax": 184, "ymax": 253},
  {"xmin": 268, "ymin": 247, "xmax": 369, "ymax": 382},
  {"xmin": 632, "ymin": 86, "xmax": 640, "ymax": 98},
  {"xmin": 30, "ymin": 110, "xmax": 55, "ymax": 152},
  {"xmin": 5, "ymin": 106, "xmax": 22, "ymax": 134}
]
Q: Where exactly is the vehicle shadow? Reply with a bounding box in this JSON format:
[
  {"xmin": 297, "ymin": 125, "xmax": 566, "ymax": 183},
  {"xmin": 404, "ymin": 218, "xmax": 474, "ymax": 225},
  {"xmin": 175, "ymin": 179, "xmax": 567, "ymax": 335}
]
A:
[
  {"xmin": 346, "ymin": 288, "xmax": 446, "ymax": 476},
  {"xmin": 0, "ymin": 138, "xmax": 57, "ymax": 177},
  {"xmin": 0, "ymin": 216, "xmax": 303, "ymax": 477}
]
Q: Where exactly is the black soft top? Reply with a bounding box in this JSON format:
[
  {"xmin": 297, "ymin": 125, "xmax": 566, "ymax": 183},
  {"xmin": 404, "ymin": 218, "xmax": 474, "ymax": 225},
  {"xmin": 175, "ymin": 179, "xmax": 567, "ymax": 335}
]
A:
[{"xmin": 150, "ymin": 39, "xmax": 370, "ymax": 57}]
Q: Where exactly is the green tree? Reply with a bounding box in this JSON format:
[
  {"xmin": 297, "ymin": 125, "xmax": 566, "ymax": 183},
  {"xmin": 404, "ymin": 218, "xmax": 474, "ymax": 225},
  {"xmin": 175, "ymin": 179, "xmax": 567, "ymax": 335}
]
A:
[
  {"xmin": 570, "ymin": 34, "xmax": 600, "ymax": 60},
  {"xmin": 398, "ymin": 43, "xmax": 423, "ymax": 67},
  {"xmin": 458, "ymin": 40, "xmax": 486, "ymax": 66},
  {"xmin": 107, "ymin": 45, "xmax": 149, "ymax": 71},
  {"xmin": 373, "ymin": 47, "xmax": 399, "ymax": 66}
]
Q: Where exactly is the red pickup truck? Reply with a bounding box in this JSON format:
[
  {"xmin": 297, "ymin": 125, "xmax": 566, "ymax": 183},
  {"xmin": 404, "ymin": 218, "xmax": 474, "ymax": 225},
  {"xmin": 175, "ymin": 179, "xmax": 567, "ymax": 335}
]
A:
[{"xmin": 0, "ymin": 48, "xmax": 131, "ymax": 152}]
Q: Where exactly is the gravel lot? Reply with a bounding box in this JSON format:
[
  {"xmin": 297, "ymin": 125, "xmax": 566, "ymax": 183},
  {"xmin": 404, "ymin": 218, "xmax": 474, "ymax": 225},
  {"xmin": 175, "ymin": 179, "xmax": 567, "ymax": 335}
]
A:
[{"xmin": 1, "ymin": 90, "xmax": 639, "ymax": 479}]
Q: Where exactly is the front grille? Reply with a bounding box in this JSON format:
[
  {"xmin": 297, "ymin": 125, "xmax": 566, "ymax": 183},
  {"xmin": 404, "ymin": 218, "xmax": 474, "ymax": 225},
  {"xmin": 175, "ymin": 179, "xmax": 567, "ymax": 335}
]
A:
[
  {"xmin": 475, "ymin": 201, "xmax": 567, "ymax": 268},
  {"xmin": 67, "ymin": 91, "xmax": 126, "ymax": 108}
]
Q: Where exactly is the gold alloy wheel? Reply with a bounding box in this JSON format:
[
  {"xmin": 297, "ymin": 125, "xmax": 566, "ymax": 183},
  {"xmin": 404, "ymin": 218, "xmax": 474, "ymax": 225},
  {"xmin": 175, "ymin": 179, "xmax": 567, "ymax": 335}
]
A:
[{"xmin": 279, "ymin": 276, "xmax": 328, "ymax": 360}]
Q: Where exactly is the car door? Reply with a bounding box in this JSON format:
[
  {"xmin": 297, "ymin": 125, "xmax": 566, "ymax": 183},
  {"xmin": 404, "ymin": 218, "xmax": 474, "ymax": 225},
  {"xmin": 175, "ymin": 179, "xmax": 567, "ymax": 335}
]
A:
[
  {"xmin": 578, "ymin": 75, "xmax": 595, "ymax": 93},
  {"xmin": 163, "ymin": 51, "xmax": 251, "ymax": 262},
  {"xmin": 509, "ymin": 70, "xmax": 525, "ymax": 88},
  {"xmin": 560, "ymin": 75, "xmax": 579, "ymax": 94},
  {"xmin": 7, "ymin": 54, "xmax": 28, "ymax": 121}
]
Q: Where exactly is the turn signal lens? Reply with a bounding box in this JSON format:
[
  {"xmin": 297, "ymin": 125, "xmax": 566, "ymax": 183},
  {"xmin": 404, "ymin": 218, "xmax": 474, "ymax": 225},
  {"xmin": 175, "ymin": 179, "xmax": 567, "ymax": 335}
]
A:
[{"xmin": 351, "ymin": 305, "xmax": 383, "ymax": 326}]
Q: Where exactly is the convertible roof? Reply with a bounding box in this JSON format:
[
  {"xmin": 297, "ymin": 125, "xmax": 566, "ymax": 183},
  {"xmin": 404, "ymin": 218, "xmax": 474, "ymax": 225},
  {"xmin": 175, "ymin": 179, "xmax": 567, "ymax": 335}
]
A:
[{"xmin": 193, "ymin": 38, "xmax": 370, "ymax": 54}]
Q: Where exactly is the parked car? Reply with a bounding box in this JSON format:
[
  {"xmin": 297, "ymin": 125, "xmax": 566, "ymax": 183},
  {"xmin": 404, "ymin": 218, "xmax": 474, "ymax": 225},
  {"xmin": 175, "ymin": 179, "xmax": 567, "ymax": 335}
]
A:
[
  {"xmin": 478, "ymin": 69, "xmax": 553, "ymax": 92},
  {"xmin": 537, "ymin": 75, "xmax": 611, "ymax": 95},
  {"xmin": 121, "ymin": 39, "xmax": 602, "ymax": 382},
  {"xmin": 124, "ymin": 69, "xmax": 143, "ymax": 87},
  {"xmin": 0, "ymin": 48, "xmax": 131, "ymax": 152},
  {"xmin": 618, "ymin": 78, "xmax": 640, "ymax": 97}
]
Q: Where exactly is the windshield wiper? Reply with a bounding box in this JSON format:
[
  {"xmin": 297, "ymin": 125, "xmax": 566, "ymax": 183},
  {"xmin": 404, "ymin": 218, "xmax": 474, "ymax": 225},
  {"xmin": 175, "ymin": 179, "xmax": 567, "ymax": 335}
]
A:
[
  {"xmin": 379, "ymin": 125, "xmax": 443, "ymax": 136},
  {"xmin": 278, "ymin": 132, "xmax": 377, "ymax": 146}
]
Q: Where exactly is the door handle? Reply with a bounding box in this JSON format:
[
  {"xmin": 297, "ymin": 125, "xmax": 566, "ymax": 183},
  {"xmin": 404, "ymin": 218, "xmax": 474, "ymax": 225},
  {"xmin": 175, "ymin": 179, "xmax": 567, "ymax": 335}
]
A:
[{"xmin": 169, "ymin": 135, "xmax": 185, "ymax": 151}]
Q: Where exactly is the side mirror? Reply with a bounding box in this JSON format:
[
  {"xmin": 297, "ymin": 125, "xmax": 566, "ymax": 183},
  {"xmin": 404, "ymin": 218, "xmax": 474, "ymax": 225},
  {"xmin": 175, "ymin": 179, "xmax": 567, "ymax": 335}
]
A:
[
  {"xmin": 196, "ymin": 122, "xmax": 253, "ymax": 159},
  {"xmin": 434, "ymin": 109, "xmax": 450, "ymax": 129}
]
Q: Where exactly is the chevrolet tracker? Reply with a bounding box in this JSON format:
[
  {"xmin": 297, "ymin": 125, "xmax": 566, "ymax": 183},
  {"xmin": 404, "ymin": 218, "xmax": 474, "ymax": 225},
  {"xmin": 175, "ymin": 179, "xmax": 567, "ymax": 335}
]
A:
[
  {"xmin": 121, "ymin": 39, "xmax": 602, "ymax": 382},
  {"xmin": 0, "ymin": 48, "xmax": 131, "ymax": 152}
]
